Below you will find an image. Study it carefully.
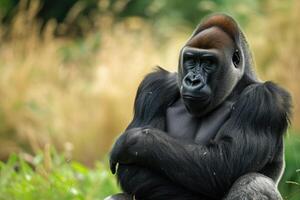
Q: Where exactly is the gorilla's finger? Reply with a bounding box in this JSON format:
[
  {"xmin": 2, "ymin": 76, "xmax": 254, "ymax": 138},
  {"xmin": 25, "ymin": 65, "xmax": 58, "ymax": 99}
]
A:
[{"xmin": 110, "ymin": 158, "xmax": 117, "ymax": 174}]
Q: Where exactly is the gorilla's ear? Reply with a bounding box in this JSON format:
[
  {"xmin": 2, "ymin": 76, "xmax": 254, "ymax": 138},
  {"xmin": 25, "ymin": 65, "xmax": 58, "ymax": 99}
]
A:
[{"xmin": 192, "ymin": 14, "xmax": 241, "ymax": 44}]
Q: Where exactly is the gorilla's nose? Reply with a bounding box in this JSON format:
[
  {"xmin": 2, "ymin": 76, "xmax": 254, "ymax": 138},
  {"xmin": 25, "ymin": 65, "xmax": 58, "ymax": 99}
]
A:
[
  {"xmin": 183, "ymin": 73, "xmax": 204, "ymax": 89},
  {"xmin": 187, "ymin": 76, "xmax": 201, "ymax": 86}
]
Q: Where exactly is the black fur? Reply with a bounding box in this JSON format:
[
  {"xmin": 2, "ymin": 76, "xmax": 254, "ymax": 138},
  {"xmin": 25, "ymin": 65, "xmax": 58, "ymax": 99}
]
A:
[
  {"xmin": 114, "ymin": 68, "xmax": 291, "ymax": 200},
  {"xmin": 109, "ymin": 14, "xmax": 292, "ymax": 200}
]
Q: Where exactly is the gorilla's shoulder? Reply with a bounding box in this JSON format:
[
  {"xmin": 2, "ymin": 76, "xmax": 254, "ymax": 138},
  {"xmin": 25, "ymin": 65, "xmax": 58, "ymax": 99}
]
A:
[
  {"xmin": 136, "ymin": 67, "xmax": 179, "ymax": 101},
  {"xmin": 232, "ymin": 82, "xmax": 292, "ymax": 134},
  {"xmin": 139, "ymin": 67, "xmax": 178, "ymax": 92},
  {"xmin": 129, "ymin": 67, "xmax": 180, "ymax": 128}
]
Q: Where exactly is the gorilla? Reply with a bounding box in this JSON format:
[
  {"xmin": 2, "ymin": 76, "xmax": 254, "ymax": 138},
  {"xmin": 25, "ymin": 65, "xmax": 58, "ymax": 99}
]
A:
[{"xmin": 106, "ymin": 14, "xmax": 291, "ymax": 200}]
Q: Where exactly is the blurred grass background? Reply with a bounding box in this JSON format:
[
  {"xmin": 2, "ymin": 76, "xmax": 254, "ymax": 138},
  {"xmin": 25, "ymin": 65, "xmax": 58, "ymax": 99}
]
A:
[{"xmin": 0, "ymin": 0, "xmax": 300, "ymax": 199}]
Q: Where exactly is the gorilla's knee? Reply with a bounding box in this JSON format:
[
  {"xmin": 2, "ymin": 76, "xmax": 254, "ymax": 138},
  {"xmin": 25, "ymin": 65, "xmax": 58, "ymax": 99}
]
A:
[
  {"xmin": 224, "ymin": 173, "xmax": 282, "ymax": 200},
  {"xmin": 104, "ymin": 193, "xmax": 132, "ymax": 200}
]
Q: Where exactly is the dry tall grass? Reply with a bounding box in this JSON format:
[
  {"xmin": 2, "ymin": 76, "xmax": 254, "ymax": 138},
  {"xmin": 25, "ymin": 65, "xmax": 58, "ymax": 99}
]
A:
[
  {"xmin": 0, "ymin": 1, "xmax": 187, "ymax": 165},
  {"xmin": 0, "ymin": 0, "xmax": 299, "ymax": 165},
  {"xmin": 248, "ymin": 0, "xmax": 300, "ymax": 130}
]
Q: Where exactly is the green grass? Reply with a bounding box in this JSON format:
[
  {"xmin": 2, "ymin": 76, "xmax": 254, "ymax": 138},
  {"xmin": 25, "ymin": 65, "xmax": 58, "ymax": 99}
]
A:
[
  {"xmin": 0, "ymin": 153, "xmax": 120, "ymax": 200},
  {"xmin": 279, "ymin": 134, "xmax": 300, "ymax": 200},
  {"xmin": 0, "ymin": 134, "xmax": 300, "ymax": 200}
]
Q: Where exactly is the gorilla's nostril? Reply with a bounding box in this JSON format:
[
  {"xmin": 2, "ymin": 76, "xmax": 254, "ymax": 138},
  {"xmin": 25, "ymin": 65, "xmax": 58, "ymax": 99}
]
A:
[
  {"xmin": 186, "ymin": 78, "xmax": 192, "ymax": 86},
  {"xmin": 191, "ymin": 79, "xmax": 201, "ymax": 86}
]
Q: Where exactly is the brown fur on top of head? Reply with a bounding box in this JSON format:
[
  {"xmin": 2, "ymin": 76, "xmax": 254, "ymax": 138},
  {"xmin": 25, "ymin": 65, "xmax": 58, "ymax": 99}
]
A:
[
  {"xmin": 192, "ymin": 14, "xmax": 241, "ymax": 43},
  {"xmin": 186, "ymin": 26, "xmax": 234, "ymax": 50}
]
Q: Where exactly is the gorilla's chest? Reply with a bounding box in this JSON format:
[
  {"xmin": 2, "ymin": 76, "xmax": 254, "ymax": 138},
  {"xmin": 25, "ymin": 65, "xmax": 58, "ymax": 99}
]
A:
[{"xmin": 166, "ymin": 98, "xmax": 232, "ymax": 145}]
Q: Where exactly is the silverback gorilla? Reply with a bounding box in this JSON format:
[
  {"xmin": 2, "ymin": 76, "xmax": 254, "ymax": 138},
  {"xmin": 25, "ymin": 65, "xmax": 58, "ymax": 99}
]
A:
[{"xmin": 107, "ymin": 14, "xmax": 291, "ymax": 200}]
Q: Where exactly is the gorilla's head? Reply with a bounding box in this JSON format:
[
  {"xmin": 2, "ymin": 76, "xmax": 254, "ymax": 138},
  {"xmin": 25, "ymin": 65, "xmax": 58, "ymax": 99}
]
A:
[{"xmin": 178, "ymin": 14, "xmax": 257, "ymax": 117}]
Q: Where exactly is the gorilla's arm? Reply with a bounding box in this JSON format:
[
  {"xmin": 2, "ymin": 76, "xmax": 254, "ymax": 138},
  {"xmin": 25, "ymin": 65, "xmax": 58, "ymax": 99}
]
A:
[
  {"xmin": 111, "ymin": 82, "xmax": 291, "ymax": 198},
  {"xmin": 112, "ymin": 68, "xmax": 184, "ymax": 199}
]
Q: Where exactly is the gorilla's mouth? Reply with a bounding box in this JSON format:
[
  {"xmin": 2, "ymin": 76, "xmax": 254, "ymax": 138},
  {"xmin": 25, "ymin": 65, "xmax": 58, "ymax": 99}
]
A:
[
  {"xmin": 182, "ymin": 94, "xmax": 211, "ymax": 117},
  {"xmin": 181, "ymin": 83, "xmax": 212, "ymax": 104},
  {"xmin": 182, "ymin": 94, "xmax": 211, "ymax": 103}
]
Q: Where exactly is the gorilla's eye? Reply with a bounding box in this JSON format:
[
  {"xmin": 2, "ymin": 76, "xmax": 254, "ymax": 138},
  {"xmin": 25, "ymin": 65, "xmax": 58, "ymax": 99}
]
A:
[
  {"xmin": 202, "ymin": 60, "xmax": 214, "ymax": 71},
  {"xmin": 184, "ymin": 59, "xmax": 196, "ymax": 69},
  {"xmin": 232, "ymin": 49, "xmax": 240, "ymax": 67}
]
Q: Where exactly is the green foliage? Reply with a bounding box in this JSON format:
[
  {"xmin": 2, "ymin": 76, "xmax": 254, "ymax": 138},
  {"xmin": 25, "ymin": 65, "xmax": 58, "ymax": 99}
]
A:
[
  {"xmin": 0, "ymin": 153, "xmax": 120, "ymax": 200},
  {"xmin": 0, "ymin": 0, "xmax": 18, "ymax": 21},
  {"xmin": 0, "ymin": 0, "xmax": 97, "ymax": 23},
  {"xmin": 0, "ymin": 0, "xmax": 262, "ymax": 36},
  {"xmin": 279, "ymin": 133, "xmax": 300, "ymax": 200},
  {"xmin": 118, "ymin": 0, "xmax": 260, "ymax": 26}
]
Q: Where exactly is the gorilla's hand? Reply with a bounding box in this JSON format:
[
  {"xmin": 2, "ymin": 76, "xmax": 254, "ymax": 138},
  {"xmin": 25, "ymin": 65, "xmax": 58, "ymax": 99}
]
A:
[{"xmin": 109, "ymin": 127, "xmax": 152, "ymax": 174}]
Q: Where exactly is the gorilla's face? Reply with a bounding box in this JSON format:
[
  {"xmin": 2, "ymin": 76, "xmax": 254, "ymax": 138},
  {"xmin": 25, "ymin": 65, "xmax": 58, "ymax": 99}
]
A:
[{"xmin": 178, "ymin": 20, "xmax": 245, "ymax": 117}]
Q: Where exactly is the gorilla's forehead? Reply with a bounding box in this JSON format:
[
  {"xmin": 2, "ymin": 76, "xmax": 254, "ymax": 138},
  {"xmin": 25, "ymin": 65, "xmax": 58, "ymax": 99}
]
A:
[{"xmin": 186, "ymin": 27, "xmax": 234, "ymax": 50}]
